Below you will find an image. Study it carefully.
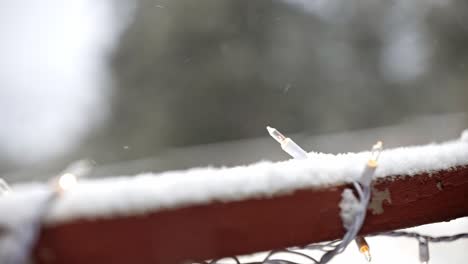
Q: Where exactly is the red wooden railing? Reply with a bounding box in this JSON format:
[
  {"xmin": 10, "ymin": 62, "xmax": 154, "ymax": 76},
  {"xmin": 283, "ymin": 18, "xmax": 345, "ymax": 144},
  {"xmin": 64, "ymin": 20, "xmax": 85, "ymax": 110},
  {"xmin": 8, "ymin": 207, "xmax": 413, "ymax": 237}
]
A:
[{"xmin": 34, "ymin": 166, "xmax": 468, "ymax": 264}]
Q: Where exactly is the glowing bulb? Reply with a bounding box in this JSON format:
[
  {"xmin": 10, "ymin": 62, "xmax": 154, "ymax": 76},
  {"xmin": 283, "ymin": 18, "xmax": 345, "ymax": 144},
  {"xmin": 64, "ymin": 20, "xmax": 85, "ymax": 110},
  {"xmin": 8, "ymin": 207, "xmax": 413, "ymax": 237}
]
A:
[
  {"xmin": 58, "ymin": 173, "xmax": 78, "ymax": 192},
  {"xmin": 367, "ymin": 141, "xmax": 383, "ymax": 168},
  {"xmin": 355, "ymin": 236, "xmax": 372, "ymax": 262},
  {"xmin": 52, "ymin": 159, "xmax": 93, "ymax": 194}
]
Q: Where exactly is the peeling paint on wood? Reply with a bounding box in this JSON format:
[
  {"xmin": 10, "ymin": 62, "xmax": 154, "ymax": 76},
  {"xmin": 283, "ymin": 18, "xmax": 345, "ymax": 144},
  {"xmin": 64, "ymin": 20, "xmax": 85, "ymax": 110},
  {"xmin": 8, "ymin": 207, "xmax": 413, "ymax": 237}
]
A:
[{"xmin": 369, "ymin": 188, "xmax": 392, "ymax": 215}]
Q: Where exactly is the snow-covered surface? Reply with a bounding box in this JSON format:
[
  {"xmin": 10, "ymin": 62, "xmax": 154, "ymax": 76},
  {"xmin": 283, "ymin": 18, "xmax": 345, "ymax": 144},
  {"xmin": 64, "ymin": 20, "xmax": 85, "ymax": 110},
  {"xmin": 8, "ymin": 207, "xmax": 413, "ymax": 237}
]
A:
[
  {"xmin": 236, "ymin": 216, "xmax": 468, "ymax": 264},
  {"xmin": 0, "ymin": 132, "xmax": 467, "ymax": 225}
]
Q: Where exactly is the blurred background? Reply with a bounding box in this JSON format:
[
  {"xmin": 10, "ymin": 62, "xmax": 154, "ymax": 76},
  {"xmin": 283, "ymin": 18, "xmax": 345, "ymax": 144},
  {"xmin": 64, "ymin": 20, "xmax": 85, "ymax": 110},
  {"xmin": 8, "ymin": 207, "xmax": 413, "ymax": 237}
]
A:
[
  {"xmin": 1, "ymin": 0, "xmax": 468, "ymax": 181},
  {"xmin": 0, "ymin": 0, "xmax": 467, "ymax": 263}
]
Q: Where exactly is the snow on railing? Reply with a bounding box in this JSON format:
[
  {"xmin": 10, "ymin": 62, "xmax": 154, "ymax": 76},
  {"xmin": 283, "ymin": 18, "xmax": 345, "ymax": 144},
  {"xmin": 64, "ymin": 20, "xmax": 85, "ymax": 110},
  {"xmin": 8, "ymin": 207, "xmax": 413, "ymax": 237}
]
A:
[
  {"xmin": 0, "ymin": 129, "xmax": 467, "ymax": 264},
  {"xmin": 10, "ymin": 130, "xmax": 468, "ymax": 224}
]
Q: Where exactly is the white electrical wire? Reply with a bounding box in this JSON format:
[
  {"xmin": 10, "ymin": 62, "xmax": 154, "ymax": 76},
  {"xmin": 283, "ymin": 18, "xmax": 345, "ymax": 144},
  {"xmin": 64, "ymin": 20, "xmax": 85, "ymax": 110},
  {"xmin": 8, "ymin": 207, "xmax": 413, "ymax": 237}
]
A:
[
  {"xmin": 0, "ymin": 140, "xmax": 467, "ymax": 264},
  {"xmin": 0, "ymin": 160, "xmax": 92, "ymax": 264}
]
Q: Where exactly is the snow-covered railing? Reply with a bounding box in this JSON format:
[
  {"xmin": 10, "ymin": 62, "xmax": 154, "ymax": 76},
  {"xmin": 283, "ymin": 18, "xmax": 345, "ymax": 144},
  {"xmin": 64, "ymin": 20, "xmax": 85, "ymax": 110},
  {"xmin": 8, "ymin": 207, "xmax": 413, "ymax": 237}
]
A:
[{"xmin": 1, "ymin": 131, "xmax": 468, "ymax": 264}]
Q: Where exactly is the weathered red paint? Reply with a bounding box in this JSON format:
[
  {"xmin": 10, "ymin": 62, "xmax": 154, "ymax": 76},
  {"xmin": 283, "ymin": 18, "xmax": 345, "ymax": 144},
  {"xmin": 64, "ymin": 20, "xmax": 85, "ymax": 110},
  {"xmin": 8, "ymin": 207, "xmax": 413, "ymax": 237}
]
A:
[{"xmin": 34, "ymin": 166, "xmax": 468, "ymax": 264}]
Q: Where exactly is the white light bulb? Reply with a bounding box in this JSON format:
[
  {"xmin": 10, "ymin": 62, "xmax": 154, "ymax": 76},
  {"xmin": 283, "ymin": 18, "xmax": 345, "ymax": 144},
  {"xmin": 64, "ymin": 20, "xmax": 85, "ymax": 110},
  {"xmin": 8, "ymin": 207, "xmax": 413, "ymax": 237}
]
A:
[
  {"xmin": 355, "ymin": 236, "xmax": 372, "ymax": 262},
  {"xmin": 266, "ymin": 126, "xmax": 308, "ymax": 159},
  {"xmin": 58, "ymin": 173, "xmax": 78, "ymax": 191},
  {"xmin": 267, "ymin": 126, "xmax": 286, "ymax": 144},
  {"xmin": 367, "ymin": 141, "xmax": 383, "ymax": 168}
]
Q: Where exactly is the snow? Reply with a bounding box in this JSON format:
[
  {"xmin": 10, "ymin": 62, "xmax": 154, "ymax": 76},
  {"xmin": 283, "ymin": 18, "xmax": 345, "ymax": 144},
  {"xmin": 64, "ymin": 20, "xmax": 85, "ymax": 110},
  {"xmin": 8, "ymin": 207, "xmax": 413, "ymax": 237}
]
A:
[
  {"xmin": 339, "ymin": 189, "xmax": 360, "ymax": 230},
  {"xmin": 0, "ymin": 188, "xmax": 53, "ymax": 264},
  {"xmin": 1, "ymin": 132, "xmax": 467, "ymax": 225},
  {"xmin": 236, "ymin": 217, "xmax": 468, "ymax": 264}
]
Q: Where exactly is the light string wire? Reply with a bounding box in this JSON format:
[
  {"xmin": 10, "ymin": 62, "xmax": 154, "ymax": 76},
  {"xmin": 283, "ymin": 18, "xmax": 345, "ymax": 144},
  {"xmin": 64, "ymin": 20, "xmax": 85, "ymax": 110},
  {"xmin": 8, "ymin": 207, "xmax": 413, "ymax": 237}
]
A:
[
  {"xmin": 0, "ymin": 160, "xmax": 92, "ymax": 264},
  {"xmin": 372, "ymin": 231, "xmax": 468, "ymax": 243},
  {"xmin": 200, "ymin": 127, "xmax": 468, "ymax": 264},
  {"xmin": 205, "ymin": 130, "xmax": 380, "ymax": 264},
  {"xmin": 0, "ymin": 139, "xmax": 466, "ymax": 263},
  {"xmin": 4, "ymin": 192, "xmax": 58, "ymax": 264}
]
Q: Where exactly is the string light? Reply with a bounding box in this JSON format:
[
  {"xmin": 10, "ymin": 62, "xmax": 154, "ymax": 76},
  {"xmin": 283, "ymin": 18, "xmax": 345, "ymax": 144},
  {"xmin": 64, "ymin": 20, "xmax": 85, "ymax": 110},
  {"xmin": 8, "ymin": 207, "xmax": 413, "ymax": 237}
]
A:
[
  {"xmin": 348, "ymin": 141, "xmax": 383, "ymax": 262},
  {"xmin": 366, "ymin": 231, "xmax": 468, "ymax": 264},
  {"xmin": 205, "ymin": 230, "xmax": 468, "ymax": 264},
  {"xmin": 57, "ymin": 173, "xmax": 78, "ymax": 192},
  {"xmin": 52, "ymin": 159, "xmax": 93, "ymax": 194},
  {"xmin": 360, "ymin": 141, "xmax": 383, "ymax": 187},
  {"xmin": 266, "ymin": 126, "xmax": 308, "ymax": 159},
  {"xmin": 0, "ymin": 160, "xmax": 94, "ymax": 264},
  {"xmin": 355, "ymin": 236, "xmax": 371, "ymax": 262},
  {"xmin": 207, "ymin": 133, "xmax": 467, "ymax": 264},
  {"xmin": 267, "ymin": 125, "xmax": 381, "ymax": 263},
  {"xmin": 368, "ymin": 141, "xmax": 383, "ymax": 168},
  {"xmin": 267, "ymin": 125, "xmax": 379, "ymax": 263},
  {"xmin": 0, "ymin": 134, "xmax": 466, "ymax": 263}
]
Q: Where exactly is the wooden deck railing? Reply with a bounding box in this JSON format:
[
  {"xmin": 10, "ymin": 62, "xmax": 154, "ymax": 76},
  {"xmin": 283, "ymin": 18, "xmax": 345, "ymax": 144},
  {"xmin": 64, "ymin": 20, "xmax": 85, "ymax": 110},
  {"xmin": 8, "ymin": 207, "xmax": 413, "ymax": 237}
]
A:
[{"xmin": 34, "ymin": 166, "xmax": 468, "ymax": 264}]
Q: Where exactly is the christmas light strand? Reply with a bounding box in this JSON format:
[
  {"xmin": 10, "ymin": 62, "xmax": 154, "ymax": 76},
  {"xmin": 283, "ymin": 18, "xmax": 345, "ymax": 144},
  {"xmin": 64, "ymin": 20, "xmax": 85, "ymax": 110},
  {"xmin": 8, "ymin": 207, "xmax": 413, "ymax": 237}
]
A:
[
  {"xmin": 373, "ymin": 231, "xmax": 468, "ymax": 242},
  {"xmin": 209, "ymin": 126, "xmax": 467, "ymax": 264},
  {"xmin": 263, "ymin": 126, "xmax": 381, "ymax": 263},
  {"xmin": 0, "ymin": 160, "xmax": 92, "ymax": 264},
  {"xmin": 0, "ymin": 136, "xmax": 467, "ymax": 264}
]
